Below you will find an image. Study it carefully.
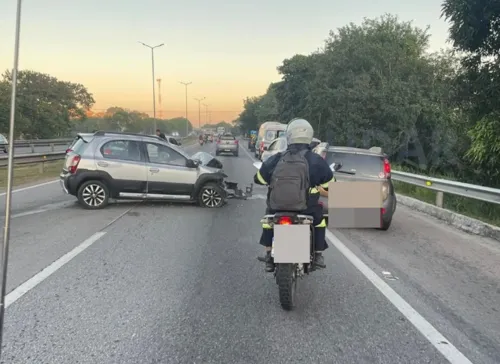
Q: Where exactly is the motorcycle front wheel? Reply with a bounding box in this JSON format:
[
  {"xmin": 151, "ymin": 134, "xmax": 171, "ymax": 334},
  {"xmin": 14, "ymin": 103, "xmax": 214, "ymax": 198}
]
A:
[{"xmin": 275, "ymin": 263, "xmax": 297, "ymax": 310}]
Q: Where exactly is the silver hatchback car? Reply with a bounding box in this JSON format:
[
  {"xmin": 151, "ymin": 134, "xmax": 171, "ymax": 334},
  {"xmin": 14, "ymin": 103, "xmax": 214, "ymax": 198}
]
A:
[
  {"xmin": 60, "ymin": 131, "xmax": 248, "ymax": 209},
  {"xmin": 215, "ymin": 133, "xmax": 239, "ymax": 156}
]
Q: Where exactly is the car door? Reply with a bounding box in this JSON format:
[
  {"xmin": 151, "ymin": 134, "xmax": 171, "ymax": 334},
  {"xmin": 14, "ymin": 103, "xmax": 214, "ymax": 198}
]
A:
[
  {"xmin": 95, "ymin": 139, "xmax": 148, "ymax": 196},
  {"xmin": 144, "ymin": 142, "xmax": 198, "ymax": 199}
]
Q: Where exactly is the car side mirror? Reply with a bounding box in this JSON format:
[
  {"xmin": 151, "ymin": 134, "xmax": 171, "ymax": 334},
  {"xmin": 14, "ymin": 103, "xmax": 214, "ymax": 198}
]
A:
[{"xmin": 186, "ymin": 159, "xmax": 199, "ymax": 168}]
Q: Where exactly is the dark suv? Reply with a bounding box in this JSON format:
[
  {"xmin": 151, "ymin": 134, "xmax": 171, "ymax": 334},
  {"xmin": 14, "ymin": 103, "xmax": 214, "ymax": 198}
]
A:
[{"xmin": 313, "ymin": 143, "xmax": 397, "ymax": 230}]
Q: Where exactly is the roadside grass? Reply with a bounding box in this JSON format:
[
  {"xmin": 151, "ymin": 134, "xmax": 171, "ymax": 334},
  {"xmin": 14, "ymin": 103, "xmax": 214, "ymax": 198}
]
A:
[
  {"xmin": 392, "ymin": 166, "xmax": 500, "ymax": 227},
  {"xmin": 0, "ymin": 160, "xmax": 62, "ymax": 189}
]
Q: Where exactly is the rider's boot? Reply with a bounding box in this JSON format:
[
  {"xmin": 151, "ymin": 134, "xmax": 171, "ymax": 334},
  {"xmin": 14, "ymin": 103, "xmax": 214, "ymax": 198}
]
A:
[
  {"xmin": 314, "ymin": 252, "xmax": 325, "ymax": 268},
  {"xmin": 264, "ymin": 251, "xmax": 275, "ymax": 272}
]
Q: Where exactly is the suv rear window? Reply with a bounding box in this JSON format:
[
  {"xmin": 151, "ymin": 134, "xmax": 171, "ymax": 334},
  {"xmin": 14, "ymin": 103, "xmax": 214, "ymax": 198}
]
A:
[
  {"xmin": 220, "ymin": 135, "xmax": 235, "ymax": 140},
  {"xmin": 326, "ymin": 151, "xmax": 383, "ymax": 177}
]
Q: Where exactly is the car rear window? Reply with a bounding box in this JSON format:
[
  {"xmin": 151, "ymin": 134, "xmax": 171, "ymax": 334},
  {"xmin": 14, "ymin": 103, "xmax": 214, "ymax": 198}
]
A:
[
  {"xmin": 326, "ymin": 151, "xmax": 383, "ymax": 177},
  {"xmin": 220, "ymin": 135, "xmax": 235, "ymax": 140},
  {"xmin": 71, "ymin": 137, "xmax": 88, "ymax": 154}
]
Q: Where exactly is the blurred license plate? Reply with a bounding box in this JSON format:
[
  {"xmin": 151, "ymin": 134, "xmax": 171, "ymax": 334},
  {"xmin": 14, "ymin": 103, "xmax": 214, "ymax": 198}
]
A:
[{"xmin": 273, "ymin": 225, "xmax": 310, "ymax": 263}]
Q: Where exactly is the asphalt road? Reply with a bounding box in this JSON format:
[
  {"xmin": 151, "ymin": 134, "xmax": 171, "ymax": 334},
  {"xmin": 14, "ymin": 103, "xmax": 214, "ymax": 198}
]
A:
[{"xmin": 0, "ymin": 141, "xmax": 498, "ymax": 363}]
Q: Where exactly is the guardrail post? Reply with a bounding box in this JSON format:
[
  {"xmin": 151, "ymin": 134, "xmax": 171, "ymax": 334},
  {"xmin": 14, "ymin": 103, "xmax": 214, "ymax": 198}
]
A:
[
  {"xmin": 30, "ymin": 144, "xmax": 35, "ymax": 153},
  {"xmin": 435, "ymin": 191, "xmax": 444, "ymax": 208},
  {"xmin": 50, "ymin": 143, "xmax": 54, "ymax": 152}
]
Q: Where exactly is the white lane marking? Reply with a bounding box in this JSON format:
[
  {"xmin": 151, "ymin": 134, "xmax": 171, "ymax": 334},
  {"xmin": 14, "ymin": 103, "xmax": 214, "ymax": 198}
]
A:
[
  {"xmin": 0, "ymin": 179, "xmax": 58, "ymax": 197},
  {"xmin": 5, "ymin": 231, "xmax": 106, "ymax": 308},
  {"xmin": 325, "ymin": 230, "xmax": 473, "ymax": 364}
]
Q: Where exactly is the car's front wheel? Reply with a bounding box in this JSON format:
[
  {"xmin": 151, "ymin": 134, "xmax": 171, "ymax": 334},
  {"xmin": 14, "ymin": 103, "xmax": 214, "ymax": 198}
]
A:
[
  {"xmin": 198, "ymin": 182, "xmax": 225, "ymax": 208},
  {"xmin": 77, "ymin": 180, "xmax": 109, "ymax": 209}
]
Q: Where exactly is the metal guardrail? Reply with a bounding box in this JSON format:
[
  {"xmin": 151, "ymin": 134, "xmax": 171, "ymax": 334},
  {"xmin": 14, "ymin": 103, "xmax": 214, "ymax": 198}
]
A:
[
  {"xmin": 0, "ymin": 152, "xmax": 66, "ymax": 167},
  {"xmin": 391, "ymin": 170, "xmax": 500, "ymax": 207}
]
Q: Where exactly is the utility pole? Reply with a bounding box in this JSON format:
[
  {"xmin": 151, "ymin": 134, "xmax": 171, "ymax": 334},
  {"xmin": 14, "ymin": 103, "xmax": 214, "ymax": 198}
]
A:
[
  {"xmin": 138, "ymin": 41, "xmax": 164, "ymax": 132},
  {"xmin": 179, "ymin": 81, "xmax": 192, "ymax": 137},
  {"xmin": 0, "ymin": 0, "xmax": 22, "ymax": 359},
  {"xmin": 194, "ymin": 97, "xmax": 205, "ymax": 130},
  {"xmin": 202, "ymin": 103, "xmax": 209, "ymax": 125}
]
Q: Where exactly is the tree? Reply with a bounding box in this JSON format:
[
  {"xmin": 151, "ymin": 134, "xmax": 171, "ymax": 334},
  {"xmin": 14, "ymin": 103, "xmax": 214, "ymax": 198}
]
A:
[
  {"xmin": 240, "ymin": 14, "xmax": 462, "ymax": 173},
  {"xmin": 442, "ymin": 0, "xmax": 500, "ymax": 186},
  {"xmin": 0, "ymin": 70, "xmax": 95, "ymax": 138}
]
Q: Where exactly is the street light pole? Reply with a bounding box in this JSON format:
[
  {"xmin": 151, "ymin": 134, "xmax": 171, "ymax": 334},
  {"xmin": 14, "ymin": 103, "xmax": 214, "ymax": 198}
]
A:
[
  {"xmin": 194, "ymin": 97, "xmax": 205, "ymax": 130},
  {"xmin": 179, "ymin": 81, "xmax": 192, "ymax": 137},
  {"xmin": 202, "ymin": 103, "xmax": 209, "ymax": 125},
  {"xmin": 139, "ymin": 41, "xmax": 164, "ymax": 132},
  {"xmin": 0, "ymin": 0, "xmax": 22, "ymax": 359}
]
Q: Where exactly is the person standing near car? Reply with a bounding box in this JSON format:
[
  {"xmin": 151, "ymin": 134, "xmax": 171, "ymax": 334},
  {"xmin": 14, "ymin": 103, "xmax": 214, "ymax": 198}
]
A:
[{"xmin": 156, "ymin": 129, "xmax": 167, "ymax": 140}]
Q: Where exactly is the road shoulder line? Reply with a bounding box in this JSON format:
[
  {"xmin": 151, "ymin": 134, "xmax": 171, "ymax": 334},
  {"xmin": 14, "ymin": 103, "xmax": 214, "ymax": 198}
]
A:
[
  {"xmin": 325, "ymin": 229, "xmax": 473, "ymax": 364},
  {"xmin": 5, "ymin": 231, "xmax": 106, "ymax": 308}
]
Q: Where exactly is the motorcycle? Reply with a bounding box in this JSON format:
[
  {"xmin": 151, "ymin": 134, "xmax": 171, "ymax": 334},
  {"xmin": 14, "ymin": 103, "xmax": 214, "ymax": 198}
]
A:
[
  {"xmin": 199, "ymin": 139, "xmax": 204, "ymax": 146},
  {"xmin": 253, "ymin": 161, "xmax": 325, "ymax": 310},
  {"xmin": 258, "ymin": 213, "xmax": 324, "ymax": 310}
]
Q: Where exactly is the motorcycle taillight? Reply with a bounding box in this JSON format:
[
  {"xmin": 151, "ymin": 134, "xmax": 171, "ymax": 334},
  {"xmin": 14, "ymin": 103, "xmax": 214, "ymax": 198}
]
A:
[{"xmin": 277, "ymin": 216, "xmax": 292, "ymax": 225}]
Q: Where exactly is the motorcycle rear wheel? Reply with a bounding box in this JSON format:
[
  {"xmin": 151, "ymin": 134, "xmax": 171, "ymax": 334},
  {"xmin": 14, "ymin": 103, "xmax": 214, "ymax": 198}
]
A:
[{"xmin": 276, "ymin": 263, "xmax": 297, "ymax": 310}]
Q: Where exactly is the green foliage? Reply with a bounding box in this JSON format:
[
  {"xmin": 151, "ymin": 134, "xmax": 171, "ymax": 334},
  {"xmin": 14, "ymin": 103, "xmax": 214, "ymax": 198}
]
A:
[{"xmin": 0, "ymin": 70, "xmax": 95, "ymax": 138}]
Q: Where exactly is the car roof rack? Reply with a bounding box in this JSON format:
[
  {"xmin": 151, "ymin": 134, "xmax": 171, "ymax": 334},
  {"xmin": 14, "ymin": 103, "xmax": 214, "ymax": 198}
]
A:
[{"xmin": 93, "ymin": 131, "xmax": 161, "ymax": 140}]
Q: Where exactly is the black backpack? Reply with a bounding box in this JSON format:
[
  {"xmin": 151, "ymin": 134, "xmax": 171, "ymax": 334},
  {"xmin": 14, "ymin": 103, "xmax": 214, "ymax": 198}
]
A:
[{"xmin": 268, "ymin": 149, "xmax": 310, "ymax": 211}]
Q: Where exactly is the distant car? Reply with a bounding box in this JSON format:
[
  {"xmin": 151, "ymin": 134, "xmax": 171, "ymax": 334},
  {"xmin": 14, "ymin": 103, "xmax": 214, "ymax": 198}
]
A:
[
  {"xmin": 260, "ymin": 136, "xmax": 286, "ymax": 162},
  {"xmin": 310, "ymin": 137, "xmax": 321, "ymax": 149},
  {"xmin": 60, "ymin": 131, "xmax": 232, "ymax": 209},
  {"xmin": 313, "ymin": 143, "xmax": 397, "ymax": 230},
  {"xmin": 0, "ymin": 134, "xmax": 8, "ymax": 153},
  {"xmin": 165, "ymin": 135, "xmax": 182, "ymax": 146},
  {"xmin": 255, "ymin": 122, "xmax": 287, "ymax": 160},
  {"xmin": 215, "ymin": 133, "xmax": 239, "ymax": 156}
]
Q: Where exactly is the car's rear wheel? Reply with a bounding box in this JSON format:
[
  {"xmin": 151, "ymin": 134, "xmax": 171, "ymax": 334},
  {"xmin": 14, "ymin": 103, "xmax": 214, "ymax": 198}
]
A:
[
  {"xmin": 77, "ymin": 180, "xmax": 109, "ymax": 210},
  {"xmin": 199, "ymin": 183, "xmax": 225, "ymax": 208}
]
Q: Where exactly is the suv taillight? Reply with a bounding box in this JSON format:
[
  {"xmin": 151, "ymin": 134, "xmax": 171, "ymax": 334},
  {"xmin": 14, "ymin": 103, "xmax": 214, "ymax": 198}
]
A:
[
  {"xmin": 68, "ymin": 155, "xmax": 81, "ymax": 174},
  {"xmin": 383, "ymin": 158, "xmax": 391, "ymax": 178}
]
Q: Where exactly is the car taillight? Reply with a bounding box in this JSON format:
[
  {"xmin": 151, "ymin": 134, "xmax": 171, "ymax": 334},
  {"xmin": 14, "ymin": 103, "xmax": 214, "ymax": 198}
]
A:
[
  {"xmin": 68, "ymin": 155, "xmax": 81, "ymax": 174},
  {"xmin": 234, "ymin": 140, "xmax": 238, "ymax": 144},
  {"xmin": 381, "ymin": 208, "xmax": 386, "ymax": 214},
  {"xmin": 277, "ymin": 216, "xmax": 292, "ymax": 225},
  {"xmin": 383, "ymin": 158, "xmax": 391, "ymax": 177}
]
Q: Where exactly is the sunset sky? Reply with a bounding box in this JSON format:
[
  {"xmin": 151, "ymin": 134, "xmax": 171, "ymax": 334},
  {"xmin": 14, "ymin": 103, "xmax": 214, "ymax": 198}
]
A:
[{"xmin": 0, "ymin": 0, "xmax": 452, "ymax": 124}]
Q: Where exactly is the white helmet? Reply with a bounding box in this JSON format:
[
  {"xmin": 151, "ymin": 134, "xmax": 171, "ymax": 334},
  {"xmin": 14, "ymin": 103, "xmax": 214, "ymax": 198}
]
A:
[{"xmin": 286, "ymin": 118, "xmax": 314, "ymax": 145}]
